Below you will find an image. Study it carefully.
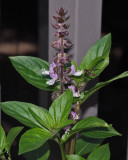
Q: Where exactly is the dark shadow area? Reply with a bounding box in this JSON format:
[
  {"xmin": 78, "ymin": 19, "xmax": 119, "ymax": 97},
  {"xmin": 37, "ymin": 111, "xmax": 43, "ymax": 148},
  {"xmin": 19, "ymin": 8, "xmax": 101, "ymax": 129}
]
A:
[
  {"xmin": 99, "ymin": 1, "xmax": 128, "ymax": 160},
  {"xmin": 0, "ymin": 1, "xmax": 39, "ymax": 160},
  {"xmin": 0, "ymin": 1, "xmax": 62, "ymax": 160}
]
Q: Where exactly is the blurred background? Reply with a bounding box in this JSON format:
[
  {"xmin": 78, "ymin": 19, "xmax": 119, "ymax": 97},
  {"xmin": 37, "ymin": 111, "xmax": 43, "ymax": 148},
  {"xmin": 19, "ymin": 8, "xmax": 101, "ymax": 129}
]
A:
[{"xmin": 0, "ymin": 0, "xmax": 128, "ymax": 160}]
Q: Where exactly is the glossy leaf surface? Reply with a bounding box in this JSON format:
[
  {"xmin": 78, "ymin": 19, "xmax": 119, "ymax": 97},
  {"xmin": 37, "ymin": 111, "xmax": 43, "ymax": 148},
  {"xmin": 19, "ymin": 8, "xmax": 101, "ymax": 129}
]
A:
[
  {"xmin": 61, "ymin": 117, "xmax": 108, "ymax": 143},
  {"xmin": 49, "ymin": 90, "xmax": 74, "ymax": 130},
  {"xmin": 5, "ymin": 126, "xmax": 23, "ymax": 153},
  {"xmin": 28, "ymin": 106, "xmax": 54, "ymax": 131},
  {"xmin": 75, "ymin": 136, "xmax": 103, "ymax": 156},
  {"xmin": 87, "ymin": 144, "xmax": 110, "ymax": 160},
  {"xmin": 61, "ymin": 117, "xmax": 120, "ymax": 143},
  {"xmin": 19, "ymin": 128, "xmax": 53, "ymax": 155},
  {"xmin": 81, "ymin": 125, "xmax": 121, "ymax": 138},
  {"xmin": 0, "ymin": 101, "xmax": 43, "ymax": 128},
  {"xmin": 24, "ymin": 142, "xmax": 50, "ymax": 160},
  {"xmin": 80, "ymin": 34, "xmax": 111, "ymax": 80},
  {"xmin": 9, "ymin": 56, "xmax": 59, "ymax": 91}
]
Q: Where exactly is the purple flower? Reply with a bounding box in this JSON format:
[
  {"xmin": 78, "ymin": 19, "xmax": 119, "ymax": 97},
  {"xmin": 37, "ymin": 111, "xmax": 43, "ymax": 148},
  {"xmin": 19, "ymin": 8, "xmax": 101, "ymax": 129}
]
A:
[
  {"xmin": 70, "ymin": 111, "xmax": 79, "ymax": 120},
  {"xmin": 63, "ymin": 39, "xmax": 73, "ymax": 48},
  {"xmin": 52, "ymin": 39, "xmax": 72, "ymax": 49},
  {"xmin": 52, "ymin": 23, "xmax": 60, "ymax": 29},
  {"xmin": 62, "ymin": 24, "xmax": 70, "ymax": 29},
  {"xmin": 68, "ymin": 85, "xmax": 80, "ymax": 97},
  {"xmin": 49, "ymin": 62, "xmax": 58, "ymax": 79},
  {"xmin": 71, "ymin": 65, "xmax": 76, "ymax": 74},
  {"xmin": 42, "ymin": 62, "xmax": 59, "ymax": 85},
  {"xmin": 68, "ymin": 85, "xmax": 75, "ymax": 94},
  {"xmin": 71, "ymin": 65, "xmax": 83, "ymax": 76},
  {"xmin": 55, "ymin": 31, "xmax": 69, "ymax": 38},
  {"xmin": 56, "ymin": 7, "xmax": 68, "ymax": 17},
  {"xmin": 46, "ymin": 78, "xmax": 56, "ymax": 85},
  {"xmin": 64, "ymin": 125, "xmax": 71, "ymax": 134},
  {"xmin": 52, "ymin": 23, "xmax": 70, "ymax": 30}
]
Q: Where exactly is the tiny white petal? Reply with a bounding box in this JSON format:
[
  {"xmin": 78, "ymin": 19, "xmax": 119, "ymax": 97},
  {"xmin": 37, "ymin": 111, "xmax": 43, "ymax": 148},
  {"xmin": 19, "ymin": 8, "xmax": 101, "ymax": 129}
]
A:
[
  {"xmin": 42, "ymin": 69, "xmax": 49, "ymax": 75},
  {"xmin": 75, "ymin": 114, "xmax": 80, "ymax": 120},
  {"xmin": 73, "ymin": 70, "xmax": 83, "ymax": 76},
  {"xmin": 46, "ymin": 78, "xmax": 56, "ymax": 85},
  {"xmin": 65, "ymin": 130, "xmax": 70, "ymax": 134},
  {"xmin": 73, "ymin": 92, "xmax": 80, "ymax": 97}
]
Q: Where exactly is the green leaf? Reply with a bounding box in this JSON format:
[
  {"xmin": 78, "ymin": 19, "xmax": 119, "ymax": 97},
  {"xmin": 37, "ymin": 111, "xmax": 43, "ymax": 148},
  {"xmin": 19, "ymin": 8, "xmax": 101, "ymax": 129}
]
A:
[
  {"xmin": 5, "ymin": 126, "xmax": 23, "ymax": 153},
  {"xmin": 24, "ymin": 142, "xmax": 50, "ymax": 160},
  {"xmin": 19, "ymin": 128, "xmax": 53, "ymax": 155},
  {"xmin": 80, "ymin": 34, "xmax": 111, "ymax": 79},
  {"xmin": 0, "ymin": 125, "xmax": 6, "ymax": 153},
  {"xmin": 67, "ymin": 155, "xmax": 86, "ymax": 160},
  {"xmin": 61, "ymin": 117, "xmax": 108, "ymax": 143},
  {"xmin": 87, "ymin": 144, "xmax": 110, "ymax": 160},
  {"xmin": 0, "ymin": 101, "xmax": 43, "ymax": 128},
  {"xmin": 81, "ymin": 71, "xmax": 128, "ymax": 104},
  {"xmin": 28, "ymin": 106, "xmax": 54, "ymax": 131},
  {"xmin": 81, "ymin": 125, "xmax": 121, "ymax": 138},
  {"xmin": 9, "ymin": 56, "xmax": 59, "ymax": 91},
  {"xmin": 75, "ymin": 136, "xmax": 104, "ymax": 156},
  {"xmin": 49, "ymin": 90, "xmax": 74, "ymax": 130}
]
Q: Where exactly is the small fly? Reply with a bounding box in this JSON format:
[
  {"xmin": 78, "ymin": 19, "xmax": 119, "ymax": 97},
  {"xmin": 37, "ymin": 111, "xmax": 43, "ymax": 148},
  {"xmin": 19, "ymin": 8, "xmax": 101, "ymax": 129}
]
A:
[{"xmin": 84, "ymin": 69, "xmax": 98, "ymax": 77}]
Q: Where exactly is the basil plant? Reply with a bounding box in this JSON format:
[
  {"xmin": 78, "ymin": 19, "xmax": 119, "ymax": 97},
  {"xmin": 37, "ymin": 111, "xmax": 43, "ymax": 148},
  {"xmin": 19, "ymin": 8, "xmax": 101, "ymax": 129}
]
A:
[{"xmin": 0, "ymin": 7, "xmax": 128, "ymax": 160}]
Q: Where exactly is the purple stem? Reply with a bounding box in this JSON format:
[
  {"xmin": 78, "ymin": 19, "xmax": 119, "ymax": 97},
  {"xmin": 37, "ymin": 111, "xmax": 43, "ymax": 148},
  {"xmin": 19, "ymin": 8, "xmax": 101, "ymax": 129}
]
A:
[{"xmin": 60, "ymin": 37, "xmax": 64, "ymax": 94}]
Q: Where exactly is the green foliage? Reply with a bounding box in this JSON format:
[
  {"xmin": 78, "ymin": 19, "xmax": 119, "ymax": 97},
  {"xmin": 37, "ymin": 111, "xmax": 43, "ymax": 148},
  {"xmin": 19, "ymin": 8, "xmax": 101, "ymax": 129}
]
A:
[
  {"xmin": 9, "ymin": 56, "xmax": 59, "ymax": 91},
  {"xmin": 49, "ymin": 89, "xmax": 74, "ymax": 130},
  {"xmin": 28, "ymin": 106, "xmax": 54, "ymax": 131},
  {"xmin": 0, "ymin": 125, "xmax": 6, "ymax": 153},
  {"xmin": 87, "ymin": 144, "xmax": 110, "ymax": 160},
  {"xmin": 19, "ymin": 128, "xmax": 53, "ymax": 155},
  {"xmin": 0, "ymin": 125, "xmax": 23, "ymax": 159},
  {"xmin": 80, "ymin": 34, "xmax": 111, "ymax": 80},
  {"xmin": 24, "ymin": 142, "xmax": 50, "ymax": 160},
  {"xmin": 80, "ymin": 71, "xmax": 128, "ymax": 104},
  {"xmin": 0, "ymin": 101, "xmax": 43, "ymax": 128},
  {"xmin": 61, "ymin": 117, "xmax": 120, "ymax": 143},
  {"xmin": 67, "ymin": 155, "xmax": 86, "ymax": 160},
  {"xmin": 1, "ymin": 33, "xmax": 128, "ymax": 160},
  {"xmin": 5, "ymin": 127, "xmax": 23, "ymax": 153},
  {"xmin": 75, "ymin": 136, "xmax": 103, "ymax": 156},
  {"xmin": 81, "ymin": 125, "xmax": 121, "ymax": 138},
  {"xmin": 0, "ymin": 90, "xmax": 74, "ymax": 133}
]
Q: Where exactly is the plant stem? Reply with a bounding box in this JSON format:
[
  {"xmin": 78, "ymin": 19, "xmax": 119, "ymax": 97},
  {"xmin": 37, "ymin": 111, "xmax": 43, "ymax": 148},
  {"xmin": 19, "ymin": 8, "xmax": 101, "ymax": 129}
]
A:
[
  {"xmin": 75, "ymin": 101, "xmax": 80, "ymax": 115},
  {"xmin": 69, "ymin": 134, "xmax": 76, "ymax": 154},
  {"xmin": 68, "ymin": 101, "xmax": 80, "ymax": 154},
  {"xmin": 58, "ymin": 141, "xmax": 66, "ymax": 160},
  {"xmin": 65, "ymin": 139, "xmax": 70, "ymax": 154},
  {"xmin": 60, "ymin": 37, "xmax": 64, "ymax": 94},
  {"xmin": 60, "ymin": 65, "xmax": 64, "ymax": 94}
]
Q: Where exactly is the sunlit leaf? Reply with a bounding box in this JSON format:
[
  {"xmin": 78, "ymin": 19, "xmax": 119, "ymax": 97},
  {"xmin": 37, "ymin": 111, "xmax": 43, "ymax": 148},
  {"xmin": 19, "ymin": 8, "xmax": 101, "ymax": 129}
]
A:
[{"xmin": 19, "ymin": 128, "xmax": 53, "ymax": 155}]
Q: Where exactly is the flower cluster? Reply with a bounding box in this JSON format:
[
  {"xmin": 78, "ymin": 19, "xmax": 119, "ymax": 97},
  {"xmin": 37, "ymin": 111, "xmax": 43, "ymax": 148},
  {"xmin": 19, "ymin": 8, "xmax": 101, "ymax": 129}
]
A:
[
  {"xmin": 42, "ymin": 7, "xmax": 83, "ymax": 87},
  {"xmin": 52, "ymin": 7, "xmax": 72, "ymax": 49},
  {"xmin": 41, "ymin": 8, "xmax": 83, "ymax": 130}
]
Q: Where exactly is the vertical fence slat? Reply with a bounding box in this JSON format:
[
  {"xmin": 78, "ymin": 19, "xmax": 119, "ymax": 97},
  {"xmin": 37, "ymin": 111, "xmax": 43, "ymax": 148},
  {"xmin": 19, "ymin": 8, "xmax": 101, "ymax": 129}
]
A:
[{"xmin": 49, "ymin": 0, "xmax": 102, "ymax": 118}]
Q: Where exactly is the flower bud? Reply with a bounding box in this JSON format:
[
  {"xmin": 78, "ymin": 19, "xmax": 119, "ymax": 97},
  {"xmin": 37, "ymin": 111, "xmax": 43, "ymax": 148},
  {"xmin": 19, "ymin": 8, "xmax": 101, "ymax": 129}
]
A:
[{"xmin": 56, "ymin": 7, "xmax": 68, "ymax": 17}]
